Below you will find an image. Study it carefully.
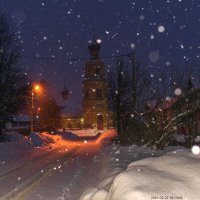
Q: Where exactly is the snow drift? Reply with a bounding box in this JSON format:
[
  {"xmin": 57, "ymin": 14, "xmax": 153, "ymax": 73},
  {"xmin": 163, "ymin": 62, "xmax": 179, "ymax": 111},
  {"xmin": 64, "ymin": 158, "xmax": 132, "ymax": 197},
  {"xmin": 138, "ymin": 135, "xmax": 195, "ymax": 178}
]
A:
[
  {"xmin": 0, "ymin": 131, "xmax": 60, "ymax": 159},
  {"xmin": 81, "ymin": 148, "xmax": 200, "ymax": 200}
]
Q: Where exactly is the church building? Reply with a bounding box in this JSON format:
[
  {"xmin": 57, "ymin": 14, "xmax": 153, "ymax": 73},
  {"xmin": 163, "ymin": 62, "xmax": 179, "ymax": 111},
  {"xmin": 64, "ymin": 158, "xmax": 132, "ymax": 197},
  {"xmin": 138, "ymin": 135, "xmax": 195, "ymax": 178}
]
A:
[
  {"xmin": 82, "ymin": 33, "xmax": 109, "ymax": 130},
  {"xmin": 61, "ymin": 32, "xmax": 112, "ymax": 130}
]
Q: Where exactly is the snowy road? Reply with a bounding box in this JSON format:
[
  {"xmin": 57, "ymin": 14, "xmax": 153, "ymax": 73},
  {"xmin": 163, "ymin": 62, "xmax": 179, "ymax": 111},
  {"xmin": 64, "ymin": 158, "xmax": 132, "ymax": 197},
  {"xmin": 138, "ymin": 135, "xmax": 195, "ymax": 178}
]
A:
[
  {"xmin": 1, "ymin": 132, "xmax": 200, "ymax": 200},
  {"xmin": 0, "ymin": 130, "xmax": 161, "ymax": 200},
  {"xmin": 0, "ymin": 146, "xmax": 74, "ymax": 199},
  {"xmin": 0, "ymin": 144, "xmax": 104, "ymax": 200},
  {"xmin": 0, "ymin": 130, "xmax": 118, "ymax": 200},
  {"xmin": 1, "ymin": 130, "xmax": 194, "ymax": 200}
]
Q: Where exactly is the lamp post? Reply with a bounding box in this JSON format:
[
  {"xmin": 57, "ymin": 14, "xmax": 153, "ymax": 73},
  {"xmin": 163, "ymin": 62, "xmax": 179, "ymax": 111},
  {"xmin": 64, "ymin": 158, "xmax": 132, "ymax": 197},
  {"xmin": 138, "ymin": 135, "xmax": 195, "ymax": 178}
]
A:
[
  {"xmin": 127, "ymin": 51, "xmax": 137, "ymax": 114},
  {"xmin": 30, "ymin": 84, "xmax": 42, "ymax": 133},
  {"xmin": 81, "ymin": 118, "xmax": 84, "ymax": 129}
]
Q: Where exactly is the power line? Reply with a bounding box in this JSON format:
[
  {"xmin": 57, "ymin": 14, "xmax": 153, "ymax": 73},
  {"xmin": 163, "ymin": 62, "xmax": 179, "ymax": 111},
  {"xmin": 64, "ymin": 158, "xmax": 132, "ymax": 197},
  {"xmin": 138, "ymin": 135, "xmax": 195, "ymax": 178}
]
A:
[{"xmin": 21, "ymin": 53, "xmax": 130, "ymax": 62}]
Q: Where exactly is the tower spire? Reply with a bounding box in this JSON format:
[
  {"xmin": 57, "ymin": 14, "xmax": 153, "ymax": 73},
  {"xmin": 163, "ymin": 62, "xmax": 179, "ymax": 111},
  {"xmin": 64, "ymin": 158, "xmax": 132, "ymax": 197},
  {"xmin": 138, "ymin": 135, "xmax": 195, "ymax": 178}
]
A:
[
  {"xmin": 88, "ymin": 28, "xmax": 100, "ymax": 59},
  {"xmin": 92, "ymin": 27, "xmax": 96, "ymax": 43}
]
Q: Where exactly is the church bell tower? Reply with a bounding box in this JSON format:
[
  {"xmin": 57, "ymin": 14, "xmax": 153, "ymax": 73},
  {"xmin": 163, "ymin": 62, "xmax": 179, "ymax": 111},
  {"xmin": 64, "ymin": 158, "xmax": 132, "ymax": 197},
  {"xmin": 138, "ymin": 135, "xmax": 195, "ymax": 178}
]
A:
[{"xmin": 82, "ymin": 30, "xmax": 109, "ymax": 130}]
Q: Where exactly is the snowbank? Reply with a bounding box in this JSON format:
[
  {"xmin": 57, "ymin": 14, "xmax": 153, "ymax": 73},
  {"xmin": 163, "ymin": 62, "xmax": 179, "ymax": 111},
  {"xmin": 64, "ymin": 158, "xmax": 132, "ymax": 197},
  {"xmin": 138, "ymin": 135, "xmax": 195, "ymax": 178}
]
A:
[
  {"xmin": 0, "ymin": 129, "xmax": 115, "ymax": 161},
  {"xmin": 0, "ymin": 132, "xmax": 32, "ymax": 157},
  {"xmin": 107, "ymin": 149, "xmax": 200, "ymax": 200},
  {"xmin": 0, "ymin": 131, "xmax": 68, "ymax": 175},
  {"xmin": 67, "ymin": 129, "xmax": 100, "ymax": 137},
  {"xmin": 0, "ymin": 132, "xmax": 61, "ymax": 160},
  {"xmin": 81, "ymin": 148, "xmax": 200, "ymax": 200},
  {"xmin": 28, "ymin": 132, "xmax": 57, "ymax": 147}
]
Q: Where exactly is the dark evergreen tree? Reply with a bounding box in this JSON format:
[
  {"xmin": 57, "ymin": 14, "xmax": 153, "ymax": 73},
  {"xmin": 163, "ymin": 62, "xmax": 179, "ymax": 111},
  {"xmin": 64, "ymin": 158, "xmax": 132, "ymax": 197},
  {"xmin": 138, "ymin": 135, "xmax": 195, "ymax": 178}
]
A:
[{"xmin": 39, "ymin": 97, "xmax": 61, "ymax": 132}]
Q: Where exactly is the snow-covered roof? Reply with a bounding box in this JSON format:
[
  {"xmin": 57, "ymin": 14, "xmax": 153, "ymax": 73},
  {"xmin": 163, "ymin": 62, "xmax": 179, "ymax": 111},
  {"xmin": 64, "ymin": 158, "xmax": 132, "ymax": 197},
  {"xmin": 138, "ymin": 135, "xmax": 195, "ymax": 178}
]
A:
[{"xmin": 13, "ymin": 114, "xmax": 30, "ymax": 122}]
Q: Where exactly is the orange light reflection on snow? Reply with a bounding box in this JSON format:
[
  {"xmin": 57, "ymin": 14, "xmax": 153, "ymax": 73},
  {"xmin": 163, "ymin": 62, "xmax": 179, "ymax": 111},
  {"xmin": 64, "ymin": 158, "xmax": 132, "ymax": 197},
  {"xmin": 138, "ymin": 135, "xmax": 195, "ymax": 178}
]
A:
[{"xmin": 42, "ymin": 129, "xmax": 117, "ymax": 155}]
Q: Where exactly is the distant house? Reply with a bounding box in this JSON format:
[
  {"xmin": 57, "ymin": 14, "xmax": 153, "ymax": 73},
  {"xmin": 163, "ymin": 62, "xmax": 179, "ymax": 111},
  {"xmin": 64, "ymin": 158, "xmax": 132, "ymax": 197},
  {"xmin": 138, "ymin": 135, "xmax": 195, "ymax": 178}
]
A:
[
  {"xmin": 12, "ymin": 114, "xmax": 30, "ymax": 128},
  {"xmin": 168, "ymin": 88, "xmax": 200, "ymax": 137},
  {"xmin": 61, "ymin": 114, "xmax": 83, "ymax": 130},
  {"xmin": 144, "ymin": 87, "xmax": 200, "ymax": 140}
]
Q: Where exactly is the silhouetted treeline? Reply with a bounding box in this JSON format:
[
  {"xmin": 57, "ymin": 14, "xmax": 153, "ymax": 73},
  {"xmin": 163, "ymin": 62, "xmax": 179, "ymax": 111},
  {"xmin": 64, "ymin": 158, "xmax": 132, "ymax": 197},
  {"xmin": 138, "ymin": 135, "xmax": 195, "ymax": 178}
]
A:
[{"xmin": 108, "ymin": 52, "xmax": 200, "ymax": 149}]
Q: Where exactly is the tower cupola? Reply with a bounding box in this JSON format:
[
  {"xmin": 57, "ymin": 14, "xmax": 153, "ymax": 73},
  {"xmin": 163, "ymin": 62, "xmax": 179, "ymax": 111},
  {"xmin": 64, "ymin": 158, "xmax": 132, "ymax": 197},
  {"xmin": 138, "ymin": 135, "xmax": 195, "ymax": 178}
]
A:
[{"xmin": 88, "ymin": 28, "xmax": 101, "ymax": 60}]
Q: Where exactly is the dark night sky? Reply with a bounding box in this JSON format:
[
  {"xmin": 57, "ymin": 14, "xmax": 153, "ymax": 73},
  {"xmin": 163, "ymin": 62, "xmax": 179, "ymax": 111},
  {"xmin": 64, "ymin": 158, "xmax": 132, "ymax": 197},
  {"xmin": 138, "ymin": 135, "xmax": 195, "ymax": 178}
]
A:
[{"xmin": 1, "ymin": 0, "xmax": 200, "ymax": 114}]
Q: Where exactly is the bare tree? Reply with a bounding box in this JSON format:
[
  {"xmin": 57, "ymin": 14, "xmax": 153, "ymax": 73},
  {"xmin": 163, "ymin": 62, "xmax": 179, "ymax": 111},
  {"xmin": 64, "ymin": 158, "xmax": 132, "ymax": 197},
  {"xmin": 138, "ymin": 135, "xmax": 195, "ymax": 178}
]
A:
[
  {"xmin": 108, "ymin": 53, "xmax": 152, "ymax": 145},
  {"xmin": 107, "ymin": 59, "xmax": 132, "ymax": 144},
  {"xmin": 0, "ymin": 14, "xmax": 29, "ymax": 135},
  {"xmin": 143, "ymin": 65, "xmax": 200, "ymax": 149}
]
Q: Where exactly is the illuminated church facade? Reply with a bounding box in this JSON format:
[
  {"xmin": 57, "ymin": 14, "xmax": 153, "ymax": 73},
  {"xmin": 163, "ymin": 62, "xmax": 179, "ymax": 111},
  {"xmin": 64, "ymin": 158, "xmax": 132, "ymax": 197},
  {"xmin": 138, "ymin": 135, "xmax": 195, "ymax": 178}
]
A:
[
  {"xmin": 82, "ymin": 35, "xmax": 109, "ymax": 130},
  {"xmin": 61, "ymin": 33, "xmax": 112, "ymax": 130}
]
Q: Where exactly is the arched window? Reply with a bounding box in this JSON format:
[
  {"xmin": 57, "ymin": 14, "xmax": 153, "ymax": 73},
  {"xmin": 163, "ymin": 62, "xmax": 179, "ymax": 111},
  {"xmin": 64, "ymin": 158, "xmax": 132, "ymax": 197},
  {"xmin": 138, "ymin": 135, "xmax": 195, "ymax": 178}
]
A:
[
  {"xmin": 96, "ymin": 88, "xmax": 102, "ymax": 98},
  {"xmin": 85, "ymin": 89, "xmax": 90, "ymax": 98},
  {"xmin": 96, "ymin": 66, "xmax": 100, "ymax": 77}
]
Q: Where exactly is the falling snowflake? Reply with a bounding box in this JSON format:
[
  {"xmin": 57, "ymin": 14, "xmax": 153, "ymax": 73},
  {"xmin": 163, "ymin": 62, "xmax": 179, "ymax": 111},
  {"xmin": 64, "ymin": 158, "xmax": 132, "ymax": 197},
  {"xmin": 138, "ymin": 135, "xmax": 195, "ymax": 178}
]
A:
[
  {"xmin": 158, "ymin": 25, "xmax": 165, "ymax": 33},
  {"xmin": 130, "ymin": 43, "xmax": 135, "ymax": 49},
  {"xmin": 149, "ymin": 51, "xmax": 159, "ymax": 62},
  {"xmin": 96, "ymin": 39, "xmax": 102, "ymax": 44},
  {"xmin": 166, "ymin": 96, "xmax": 171, "ymax": 101},
  {"xmin": 150, "ymin": 34, "xmax": 155, "ymax": 39},
  {"xmin": 139, "ymin": 15, "xmax": 145, "ymax": 21},
  {"xmin": 174, "ymin": 88, "xmax": 182, "ymax": 96},
  {"xmin": 191, "ymin": 145, "xmax": 200, "ymax": 155}
]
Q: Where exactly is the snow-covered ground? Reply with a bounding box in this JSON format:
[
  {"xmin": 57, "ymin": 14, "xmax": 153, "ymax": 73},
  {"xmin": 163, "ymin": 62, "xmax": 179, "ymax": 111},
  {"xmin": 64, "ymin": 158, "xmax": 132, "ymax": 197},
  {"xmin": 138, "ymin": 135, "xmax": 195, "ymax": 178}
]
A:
[
  {"xmin": 80, "ymin": 146, "xmax": 200, "ymax": 200},
  {"xmin": 66, "ymin": 129, "xmax": 100, "ymax": 137},
  {"xmin": 0, "ymin": 130, "xmax": 200, "ymax": 200},
  {"xmin": 0, "ymin": 130, "xmax": 116, "ymax": 199}
]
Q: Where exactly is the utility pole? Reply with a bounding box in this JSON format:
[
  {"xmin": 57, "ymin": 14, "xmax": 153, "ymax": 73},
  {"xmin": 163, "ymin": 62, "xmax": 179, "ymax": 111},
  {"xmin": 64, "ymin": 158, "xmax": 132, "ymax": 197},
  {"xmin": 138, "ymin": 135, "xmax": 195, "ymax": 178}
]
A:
[
  {"xmin": 31, "ymin": 89, "xmax": 34, "ymax": 133},
  {"xmin": 128, "ymin": 51, "xmax": 137, "ymax": 112},
  {"xmin": 30, "ymin": 84, "xmax": 42, "ymax": 133}
]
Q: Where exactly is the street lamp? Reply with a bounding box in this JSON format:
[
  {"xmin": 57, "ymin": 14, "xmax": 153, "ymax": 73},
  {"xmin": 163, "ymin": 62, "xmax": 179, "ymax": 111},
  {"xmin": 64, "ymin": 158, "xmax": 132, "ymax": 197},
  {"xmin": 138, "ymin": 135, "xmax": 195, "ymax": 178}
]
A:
[
  {"xmin": 81, "ymin": 118, "xmax": 84, "ymax": 129},
  {"xmin": 31, "ymin": 84, "xmax": 42, "ymax": 133}
]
